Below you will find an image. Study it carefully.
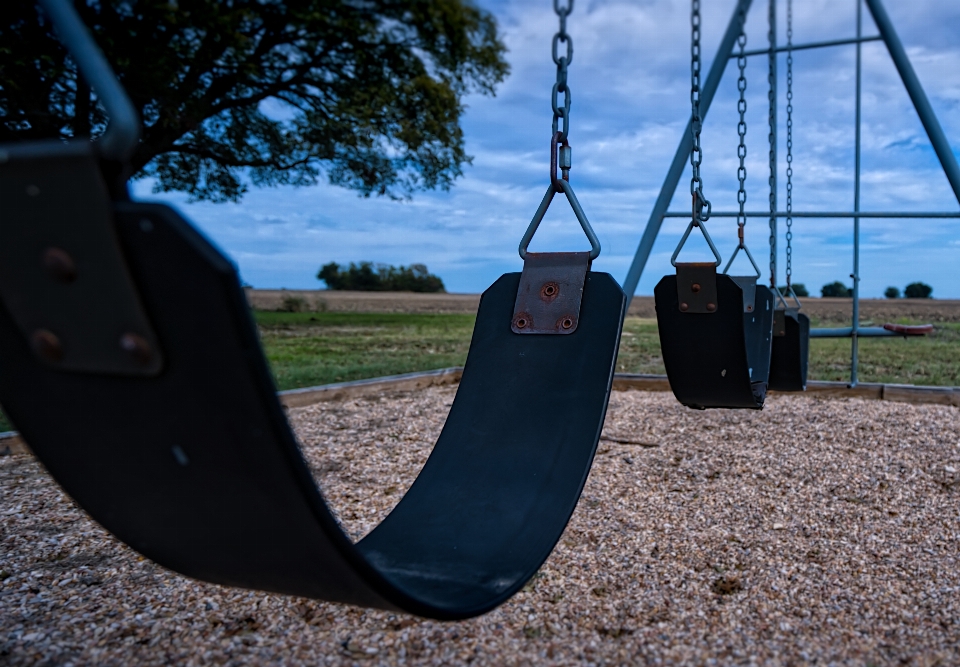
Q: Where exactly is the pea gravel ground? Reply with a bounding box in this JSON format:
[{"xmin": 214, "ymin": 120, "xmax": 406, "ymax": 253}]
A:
[{"xmin": 3, "ymin": 387, "xmax": 960, "ymax": 666}]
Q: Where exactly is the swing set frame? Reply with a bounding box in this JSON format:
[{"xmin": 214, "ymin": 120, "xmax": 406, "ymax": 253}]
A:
[{"xmin": 622, "ymin": 0, "xmax": 960, "ymax": 388}]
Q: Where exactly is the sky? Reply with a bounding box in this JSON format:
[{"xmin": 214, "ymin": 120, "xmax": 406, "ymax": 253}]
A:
[{"xmin": 129, "ymin": 0, "xmax": 960, "ymax": 298}]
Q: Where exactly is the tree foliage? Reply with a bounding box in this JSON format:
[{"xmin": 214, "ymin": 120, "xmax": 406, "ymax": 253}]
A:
[
  {"xmin": 821, "ymin": 281, "xmax": 852, "ymax": 298},
  {"xmin": 904, "ymin": 282, "xmax": 933, "ymax": 299},
  {"xmin": 0, "ymin": 1, "xmax": 509, "ymax": 202},
  {"xmin": 778, "ymin": 283, "xmax": 809, "ymax": 298},
  {"xmin": 318, "ymin": 261, "xmax": 445, "ymax": 292},
  {"xmin": 884, "ymin": 286, "xmax": 901, "ymax": 299}
]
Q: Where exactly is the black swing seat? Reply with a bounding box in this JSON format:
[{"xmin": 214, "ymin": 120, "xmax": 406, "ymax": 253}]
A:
[
  {"xmin": 0, "ymin": 148, "xmax": 627, "ymax": 620},
  {"xmin": 769, "ymin": 308, "xmax": 810, "ymax": 392},
  {"xmin": 654, "ymin": 271, "xmax": 774, "ymax": 410}
]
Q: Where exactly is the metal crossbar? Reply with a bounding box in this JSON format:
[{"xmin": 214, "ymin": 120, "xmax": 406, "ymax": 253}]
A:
[
  {"xmin": 733, "ymin": 34, "xmax": 882, "ymax": 58},
  {"xmin": 812, "ymin": 327, "xmax": 909, "ymax": 338}
]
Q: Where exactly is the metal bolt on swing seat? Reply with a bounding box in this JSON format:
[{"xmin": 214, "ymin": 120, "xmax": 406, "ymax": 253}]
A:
[
  {"xmin": 540, "ymin": 282, "xmax": 559, "ymax": 301},
  {"xmin": 43, "ymin": 247, "xmax": 77, "ymax": 284},
  {"xmin": 120, "ymin": 332, "xmax": 153, "ymax": 365},
  {"xmin": 31, "ymin": 329, "xmax": 63, "ymax": 362}
]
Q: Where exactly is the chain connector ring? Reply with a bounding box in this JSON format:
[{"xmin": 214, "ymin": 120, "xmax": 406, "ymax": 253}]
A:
[{"xmin": 550, "ymin": 132, "xmax": 572, "ymax": 188}]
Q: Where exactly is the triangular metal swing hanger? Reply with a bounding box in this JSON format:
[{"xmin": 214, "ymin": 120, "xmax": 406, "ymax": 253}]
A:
[{"xmin": 518, "ymin": 133, "xmax": 601, "ymax": 261}]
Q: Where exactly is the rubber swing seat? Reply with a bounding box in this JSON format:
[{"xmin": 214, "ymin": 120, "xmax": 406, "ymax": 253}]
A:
[
  {"xmin": 768, "ymin": 310, "xmax": 810, "ymax": 392},
  {"xmin": 654, "ymin": 273, "xmax": 774, "ymax": 410},
  {"xmin": 0, "ymin": 192, "xmax": 626, "ymax": 619}
]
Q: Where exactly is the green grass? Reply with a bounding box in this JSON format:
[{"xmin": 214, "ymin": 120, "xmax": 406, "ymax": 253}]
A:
[
  {"xmin": 257, "ymin": 312, "xmax": 960, "ymax": 391},
  {"xmin": 615, "ymin": 316, "xmax": 960, "ymax": 386},
  {"xmin": 807, "ymin": 321, "xmax": 960, "ymax": 385},
  {"xmin": 614, "ymin": 318, "xmax": 667, "ymax": 375},
  {"xmin": 254, "ymin": 311, "xmax": 476, "ymax": 390},
  {"xmin": 1, "ymin": 312, "xmax": 954, "ymax": 436}
]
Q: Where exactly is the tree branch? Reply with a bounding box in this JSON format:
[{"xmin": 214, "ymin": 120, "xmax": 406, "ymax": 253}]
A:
[{"xmin": 166, "ymin": 144, "xmax": 314, "ymax": 171}]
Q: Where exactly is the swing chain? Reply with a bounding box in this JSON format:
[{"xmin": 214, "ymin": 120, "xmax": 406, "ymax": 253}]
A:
[
  {"xmin": 690, "ymin": 0, "xmax": 711, "ymax": 225},
  {"xmin": 735, "ymin": 8, "xmax": 748, "ymax": 243},
  {"xmin": 722, "ymin": 7, "xmax": 760, "ymax": 279},
  {"xmin": 785, "ymin": 0, "xmax": 795, "ymax": 296},
  {"xmin": 519, "ymin": 0, "xmax": 600, "ymax": 261},
  {"xmin": 552, "ymin": 0, "xmax": 574, "ymax": 143},
  {"xmin": 671, "ymin": 0, "xmax": 721, "ymax": 267}
]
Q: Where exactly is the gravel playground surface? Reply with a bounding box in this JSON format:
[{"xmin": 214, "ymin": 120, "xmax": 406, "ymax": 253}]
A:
[{"xmin": 3, "ymin": 388, "xmax": 960, "ymax": 665}]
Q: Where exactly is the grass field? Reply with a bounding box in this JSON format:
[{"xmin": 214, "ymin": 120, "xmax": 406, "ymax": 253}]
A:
[
  {"xmin": 255, "ymin": 311, "xmax": 960, "ymax": 391},
  {"xmin": 256, "ymin": 311, "xmax": 476, "ymax": 390},
  {"xmin": 614, "ymin": 317, "xmax": 960, "ymax": 386},
  {"xmin": 0, "ymin": 311, "xmax": 954, "ymax": 436}
]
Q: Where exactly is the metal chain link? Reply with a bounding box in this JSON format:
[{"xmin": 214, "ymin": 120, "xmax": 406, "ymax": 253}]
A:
[
  {"xmin": 551, "ymin": 0, "xmax": 574, "ymax": 143},
  {"xmin": 735, "ymin": 10, "xmax": 748, "ymax": 241},
  {"xmin": 672, "ymin": 0, "xmax": 723, "ymax": 267},
  {"xmin": 519, "ymin": 0, "xmax": 600, "ymax": 260},
  {"xmin": 721, "ymin": 3, "xmax": 761, "ymax": 278},
  {"xmin": 768, "ymin": 0, "xmax": 777, "ymax": 288},
  {"xmin": 690, "ymin": 0, "xmax": 711, "ymax": 223},
  {"xmin": 785, "ymin": 0, "xmax": 795, "ymax": 291}
]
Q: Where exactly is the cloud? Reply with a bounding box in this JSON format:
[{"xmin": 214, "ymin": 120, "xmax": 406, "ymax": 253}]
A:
[{"xmin": 131, "ymin": 0, "xmax": 960, "ymax": 297}]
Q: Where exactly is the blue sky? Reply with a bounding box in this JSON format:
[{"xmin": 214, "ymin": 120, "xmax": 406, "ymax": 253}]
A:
[{"xmin": 130, "ymin": 0, "xmax": 960, "ymax": 297}]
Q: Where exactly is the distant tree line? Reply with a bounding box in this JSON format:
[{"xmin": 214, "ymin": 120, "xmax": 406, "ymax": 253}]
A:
[
  {"xmin": 778, "ymin": 284, "xmax": 809, "ymax": 297},
  {"xmin": 820, "ymin": 281, "xmax": 933, "ymax": 298},
  {"xmin": 317, "ymin": 262, "xmax": 445, "ymax": 293},
  {"xmin": 885, "ymin": 282, "xmax": 933, "ymax": 299},
  {"xmin": 821, "ymin": 281, "xmax": 852, "ymax": 298}
]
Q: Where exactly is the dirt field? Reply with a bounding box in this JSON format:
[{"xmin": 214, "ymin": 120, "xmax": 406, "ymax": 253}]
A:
[
  {"xmin": 247, "ymin": 289, "xmax": 481, "ymax": 314},
  {"xmin": 247, "ymin": 289, "xmax": 960, "ymax": 322}
]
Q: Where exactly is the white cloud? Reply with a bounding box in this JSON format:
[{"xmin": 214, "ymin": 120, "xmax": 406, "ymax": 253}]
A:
[{"xmin": 132, "ymin": 0, "xmax": 960, "ymax": 297}]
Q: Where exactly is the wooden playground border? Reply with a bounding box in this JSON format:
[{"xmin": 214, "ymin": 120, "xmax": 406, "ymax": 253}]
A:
[{"xmin": 2, "ymin": 369, "xmax": 956, "ymax": 457}]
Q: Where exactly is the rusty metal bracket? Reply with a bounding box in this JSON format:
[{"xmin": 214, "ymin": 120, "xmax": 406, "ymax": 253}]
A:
[
  {"xmin": 728, "ymin": 275, "xmax": 757, "ymax": 313},
  {"xmin": 773, "ymin": 307, "xmax": 798, "ymax": 337},
  {"xmin": 0, "ymin": 146, "xmax": 163, "ymax": 376},
  {"xmin": 675, "ymin": 262, "xmax": 718, "ymax": 314},
  {"xmin": 773, "ymin": 309, "xmax": 786, "ymax": 337},
  {"xmin": 512, "ymin": 252, "xmax": 590, "ymax": 334}
]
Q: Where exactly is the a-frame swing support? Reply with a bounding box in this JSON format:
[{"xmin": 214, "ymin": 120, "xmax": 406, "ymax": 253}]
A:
[{"xmin": 622, "ymin": 0, "xmax": 960, "ymax": 385}]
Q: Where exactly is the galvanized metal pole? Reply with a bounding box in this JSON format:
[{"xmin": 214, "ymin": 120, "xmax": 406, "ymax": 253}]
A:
[
  {"xmin": 621, "ymin": 0, "xmax": 755, "ymax": 303},
  {"xmin": 865, "ymin": 0, "xmax": 960, "ymax": 206},
  {"xmin": 850, "ymin": 0, "xmax": 863, "ymax": 388},
  {"xmin": 767, "ymin": 0, "xmax": 778, "ymax": 289}
]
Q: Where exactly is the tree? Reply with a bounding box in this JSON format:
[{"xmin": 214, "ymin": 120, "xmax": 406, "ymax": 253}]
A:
[
  {"xmin": 318, "ymin": 261, "xmax": 445, "ymax": 292},
  {"xmin": 821, "ymin": 281, "xmax": 852, "ymax": 298},
  {"xmin": 778, "ymin": 283, "xmax": 809, "ymax": 297},
  {"xmin": 884, "ymin": 286, "xmax": 901, "ymax": 299},
  {"xmin": 0, "ymin": 1, "xmax": 509, "ymax": 202},
  {"xmin": 904, "ymin": 282, "xmax": 933, "ymax": 299}
]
